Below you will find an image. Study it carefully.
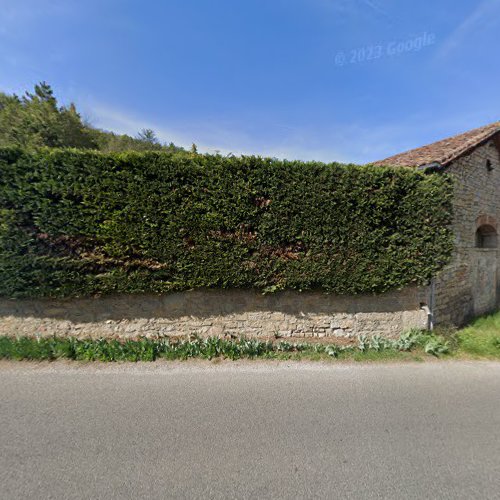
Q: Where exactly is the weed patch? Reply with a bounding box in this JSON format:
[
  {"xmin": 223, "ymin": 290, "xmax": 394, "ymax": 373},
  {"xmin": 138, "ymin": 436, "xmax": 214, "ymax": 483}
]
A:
[{"xmin": 0, "ymin": 330, "xmax": 444, "ymax": 363}]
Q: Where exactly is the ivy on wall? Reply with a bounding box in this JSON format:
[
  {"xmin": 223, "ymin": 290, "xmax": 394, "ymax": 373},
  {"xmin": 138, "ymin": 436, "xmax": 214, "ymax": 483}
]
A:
[{"xmin": 0, "ymin": 147, "xmax": 454, "ymax": 298}]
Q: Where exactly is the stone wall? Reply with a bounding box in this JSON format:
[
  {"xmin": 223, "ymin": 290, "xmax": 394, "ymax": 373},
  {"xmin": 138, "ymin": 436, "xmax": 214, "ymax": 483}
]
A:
[
  {"xmin": 0, "ymin": 287, "xmax": 429, "ymax": 340},
  {"xmin": 433, "ymin": 139, "xmax": 500, "ymax": 326}
]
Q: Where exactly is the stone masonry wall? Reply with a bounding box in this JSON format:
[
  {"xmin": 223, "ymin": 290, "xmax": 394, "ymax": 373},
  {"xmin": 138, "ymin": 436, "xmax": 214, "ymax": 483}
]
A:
[
  {"xmin": 433, "ymin": 139, "xmax": 500, "ymax": 326},
  {"xmin": 0, "ymin": 287, "xmax": 429, "ymax": 340}
]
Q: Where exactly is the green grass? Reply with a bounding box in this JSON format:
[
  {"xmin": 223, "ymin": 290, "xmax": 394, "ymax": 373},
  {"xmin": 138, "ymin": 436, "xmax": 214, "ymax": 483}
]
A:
[
  {"xmin": 2, "ymin": 314, "xmax": 500, "ymax": 363},
  {"xmin": 0, "ymin": 330, "xmax": 447, "ymax": 363},
  {"xmin": 451, "ymin": 312, "xmax": 500, "ymax": 359}
]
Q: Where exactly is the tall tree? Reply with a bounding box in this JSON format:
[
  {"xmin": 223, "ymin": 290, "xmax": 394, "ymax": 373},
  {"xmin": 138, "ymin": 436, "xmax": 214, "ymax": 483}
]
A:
[
  {"xmin": 137, "ymin": 128, "xmax": 159, "ymax": 145},
  {"xmin": 0, "ymin": 82, "xmax": 96, "ymax": 149},
  {"xmin": 0, "ymin": 82, "xmax": 185, "ymax": 153}
]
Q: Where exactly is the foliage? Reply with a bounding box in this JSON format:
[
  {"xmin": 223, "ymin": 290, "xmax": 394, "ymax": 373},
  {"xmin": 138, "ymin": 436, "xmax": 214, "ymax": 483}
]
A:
[
  {"xmin": 0, "ymin": 330, "xmax": 445, "ymax": 362},
  {"xmin": 423, "ymin": 337, "xmax": 450, "ymax": 356},
  {"xmin": 0, "ymin": 146, "xmax": 453, "ymax": 298},
  {"xmin": 0, "ymin": 82, "xmax": 184, "ymax": 153},
  {"xmin": 452, "ymin": 312, "xmax": 500, "ymax": 358},
  {"xmin": 0, "ymin": 83, "xmax": 95, "ymax": 150},
  {"xmin": 88, "ymin": 128, "xmax": 183, "ymax": 154}
]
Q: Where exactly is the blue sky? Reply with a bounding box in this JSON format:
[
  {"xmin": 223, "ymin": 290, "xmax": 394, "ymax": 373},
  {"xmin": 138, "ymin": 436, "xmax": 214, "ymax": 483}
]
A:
[{"xmin": 1, "ymin": 0, "xmax": 499, "ymax": 163}]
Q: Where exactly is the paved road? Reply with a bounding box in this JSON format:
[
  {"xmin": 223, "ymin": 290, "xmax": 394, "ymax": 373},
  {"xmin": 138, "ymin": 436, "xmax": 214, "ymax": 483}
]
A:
[{"xmin": 1, "ymin": 361, "xmax": 499, "ymax": 499}]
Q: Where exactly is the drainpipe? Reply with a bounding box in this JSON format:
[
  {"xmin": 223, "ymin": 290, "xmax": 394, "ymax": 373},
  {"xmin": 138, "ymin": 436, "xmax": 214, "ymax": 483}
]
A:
[
  {"xmin": 416, "ymin": 160, "xmax": 441, "ymax": 330},
  {"xmin": 419, "ymin": 281, "xmax": 435, "ymax": 331},
  {"xmin": 422, "ymin": 279, "xmax": 436, "ymax": 331}
]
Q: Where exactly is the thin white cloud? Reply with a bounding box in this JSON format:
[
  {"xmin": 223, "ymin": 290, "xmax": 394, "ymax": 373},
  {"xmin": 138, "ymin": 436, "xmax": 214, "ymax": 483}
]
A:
[
  {"xmin": 89, "ymin": 101, "xmax": 432, "ymax": 163},
  {"xmin": 362, "ymin": 0, "xmax": 390, "ymax": 17},
  {"xmin": 86, "ymin": 102, "xmax": 355, "ymax": 161},
  {"xmin": 86, "ymin": 101, "xmax": 500, "ymax": 165},
  {"xmin": 87, "ymin": 103, "xmax": 258, "ymax": 157},
  {"xmin": 0, "ymin": 0, "xmax": 78, "ymax": 78},
  {"xmin": 436, "ymin": 0, "xmax": 500, "ymax": 58},
  {"xmin": 312, "ymin": 0, "xmax": 391, "ymax": 20},
  {"xmin": 0, "ymin": 0, "xmax": 76, "ymax": 39}
]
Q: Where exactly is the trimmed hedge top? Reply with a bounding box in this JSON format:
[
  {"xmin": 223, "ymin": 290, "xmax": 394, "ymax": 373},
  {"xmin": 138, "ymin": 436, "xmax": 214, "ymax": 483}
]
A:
[{"xmin": 0, "ymin": 147, "xmax": 453, "ymax": 298}]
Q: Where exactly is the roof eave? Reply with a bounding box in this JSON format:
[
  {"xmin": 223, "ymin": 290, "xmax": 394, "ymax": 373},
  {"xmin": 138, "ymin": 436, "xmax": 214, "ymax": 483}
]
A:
[
  {"xmin": 429, "ymin": 128, "xmax": 500, "ymax": 171},
  {"xmin": 372, "ymin": 125, "xmax": 500, "ymax": 171}
]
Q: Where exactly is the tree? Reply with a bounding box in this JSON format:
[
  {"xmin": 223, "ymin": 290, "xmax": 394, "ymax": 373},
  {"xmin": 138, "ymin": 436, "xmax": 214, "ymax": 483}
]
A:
[
  {"xmin": 24, "ymin": 81, "xmax": 57, "ymax": 106},
  {"xmin": 0, "ymin": 82, "xmax": 96, "ymax": 149},
  {"xmin": 137, "ymin": 128, "xmax": 159, "ymax": 145},
  {"xmin": 0, "ymin": 82, "xmax": 186, "ymax": 153}
]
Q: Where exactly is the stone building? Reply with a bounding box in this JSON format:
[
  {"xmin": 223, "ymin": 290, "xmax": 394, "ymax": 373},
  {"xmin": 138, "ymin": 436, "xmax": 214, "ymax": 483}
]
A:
[
  {"xmin": 373, "ymin": 121, "xmax": 500, "ymax": 327},
  {"xmin": 1, "ymin": 123, "xmax": 499, "ymax": 339}
]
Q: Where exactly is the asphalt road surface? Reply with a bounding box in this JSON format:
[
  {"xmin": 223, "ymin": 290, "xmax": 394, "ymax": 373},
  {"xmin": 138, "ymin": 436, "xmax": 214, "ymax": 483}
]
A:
[{"xmin": 1, "ymin": 361, "xmax": 499, "ymax": 499}]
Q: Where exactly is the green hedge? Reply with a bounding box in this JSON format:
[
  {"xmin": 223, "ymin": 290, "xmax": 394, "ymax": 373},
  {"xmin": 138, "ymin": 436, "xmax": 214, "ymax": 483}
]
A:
[{"xmin": 0, "ymin": 147, "xmax": 454, "ymax": 298}]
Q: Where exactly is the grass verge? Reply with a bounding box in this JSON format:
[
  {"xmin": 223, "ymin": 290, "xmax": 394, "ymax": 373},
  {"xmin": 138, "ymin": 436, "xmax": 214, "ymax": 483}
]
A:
[
  {"xmin": 0, "ymin": 330, "xmax": 449, "ymax": 362},
  {"xmin": 447, "ymin": 312, "xmax": 500, "ymax": 359}
]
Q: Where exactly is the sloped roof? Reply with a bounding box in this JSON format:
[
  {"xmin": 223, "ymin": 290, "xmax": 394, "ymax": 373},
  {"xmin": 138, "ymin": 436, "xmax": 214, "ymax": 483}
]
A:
[{"xmin": 372, "ymin": 122, "xmax": 500, "ymax": 168}]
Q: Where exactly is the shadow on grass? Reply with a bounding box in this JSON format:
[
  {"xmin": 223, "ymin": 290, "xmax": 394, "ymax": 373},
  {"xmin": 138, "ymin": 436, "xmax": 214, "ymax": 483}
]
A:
[{"xmin": 432, "ymin": 311, "xmax": 500, "ymax": 359}]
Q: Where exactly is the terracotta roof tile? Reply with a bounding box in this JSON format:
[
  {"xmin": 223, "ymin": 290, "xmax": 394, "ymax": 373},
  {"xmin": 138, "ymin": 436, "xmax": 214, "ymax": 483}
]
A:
[{"xmin": 372, "ymin": 122, "xmax": 500, "ymax": 168}]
